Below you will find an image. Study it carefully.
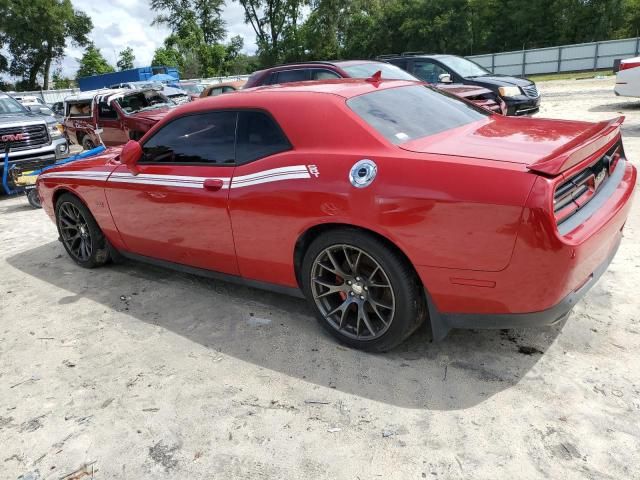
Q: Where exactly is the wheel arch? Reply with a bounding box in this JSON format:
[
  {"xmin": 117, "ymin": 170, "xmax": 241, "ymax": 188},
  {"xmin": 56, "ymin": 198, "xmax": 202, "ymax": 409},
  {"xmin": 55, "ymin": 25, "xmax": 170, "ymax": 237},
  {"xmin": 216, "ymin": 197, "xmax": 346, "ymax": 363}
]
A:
[
  {"xmin": 53, "ymin": 186, "xmax": 82, "ymax": 209},
  {"xmin": 293, "ymin": 222, "xmax": 423, "ymax": 292}
]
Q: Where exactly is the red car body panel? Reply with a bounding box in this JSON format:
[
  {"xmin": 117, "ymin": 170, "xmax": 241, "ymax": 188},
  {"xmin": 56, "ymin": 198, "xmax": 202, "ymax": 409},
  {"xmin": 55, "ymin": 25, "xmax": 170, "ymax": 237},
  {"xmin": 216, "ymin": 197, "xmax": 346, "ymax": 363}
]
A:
[{"xmin": 38, "ymin": 79, "xmax": 636, "ymax": 329}]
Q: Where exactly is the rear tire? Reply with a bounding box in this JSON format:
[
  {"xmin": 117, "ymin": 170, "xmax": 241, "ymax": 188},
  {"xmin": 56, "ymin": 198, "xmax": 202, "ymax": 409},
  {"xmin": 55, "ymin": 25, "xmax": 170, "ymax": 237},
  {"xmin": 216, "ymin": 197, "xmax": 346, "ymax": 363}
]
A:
[
  {"xmin": 26, "ymin": 189, "xmax": 42, "ymax": 208},
  {"xmin": 55, "ymin": 193, "xmax": 109, "ymax": 268},
  {"xmin": 301, "ymin": 229, "xmax": 426, "ymax": 352}
]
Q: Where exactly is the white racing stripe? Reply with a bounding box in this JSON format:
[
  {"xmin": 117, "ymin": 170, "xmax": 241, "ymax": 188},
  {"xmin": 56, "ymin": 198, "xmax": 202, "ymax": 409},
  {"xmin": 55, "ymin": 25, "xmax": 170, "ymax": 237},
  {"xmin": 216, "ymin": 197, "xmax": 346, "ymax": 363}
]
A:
[
  {"xmin": 42, "ymin": 165, "xmax": 313, "ymax": 190},
  {"xmin": 230, "ymin": 171, "xmax": 311, "ymax": 188},
  {"xmin": 108, "ymin": 172, "xmax": 230, "ymax": 189},
  {"xmin": 39, "ymin": 171, "xmax": 111, "ymax": 181}
]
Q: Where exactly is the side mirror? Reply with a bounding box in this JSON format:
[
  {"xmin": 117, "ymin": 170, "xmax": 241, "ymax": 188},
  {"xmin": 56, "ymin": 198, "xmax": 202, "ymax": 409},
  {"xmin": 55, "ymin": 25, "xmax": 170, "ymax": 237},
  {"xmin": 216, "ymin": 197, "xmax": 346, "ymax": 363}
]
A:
[
  {"xmin": 121, "ymin": 140, "xmax": 142, "ymax": 173},
  {"xmin": 438, "ymin": 73, "xmax": 453, "ymax": 84},
  {"xmin": 28, "ymin": 105, "xmax": 43, "ymax": 113}
]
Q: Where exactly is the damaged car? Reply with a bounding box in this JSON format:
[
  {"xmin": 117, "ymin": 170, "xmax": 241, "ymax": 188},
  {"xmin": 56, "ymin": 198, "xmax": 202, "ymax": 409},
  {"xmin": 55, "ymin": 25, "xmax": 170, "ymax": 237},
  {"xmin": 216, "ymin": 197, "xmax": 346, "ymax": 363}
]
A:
[{"xmin": 63, "ymin": 88, "xmax": 174, "ymax": 149}]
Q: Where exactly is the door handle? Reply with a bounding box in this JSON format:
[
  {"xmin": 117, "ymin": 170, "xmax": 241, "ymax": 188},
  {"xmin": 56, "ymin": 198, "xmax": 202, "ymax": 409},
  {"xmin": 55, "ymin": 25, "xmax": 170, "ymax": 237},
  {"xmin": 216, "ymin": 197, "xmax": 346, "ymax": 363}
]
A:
[{"xmin": 203, "ymin": 178, "xmax": 224, "ymax": 191}]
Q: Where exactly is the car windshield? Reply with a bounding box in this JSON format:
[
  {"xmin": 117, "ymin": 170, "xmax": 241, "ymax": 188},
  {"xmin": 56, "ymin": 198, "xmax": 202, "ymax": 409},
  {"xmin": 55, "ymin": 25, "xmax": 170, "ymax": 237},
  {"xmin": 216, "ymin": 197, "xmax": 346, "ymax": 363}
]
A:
[
  {"xmin": 341, "ymin": 63, "xmax": 418, "ymax": 81},
  {"xmin": 348, "ymin": 85, "xmax": 489, "ymax": 144},
  {"xmin": 180, "ymin": 84, "xmax": 203, "ymax": 94},
  {"xmin": 117, "ymin": 91, "xmax": 173, "ymax": 113},
  {"xmin": 0, "ymin": 95, "xmax": 28, "ymax": 114},
  {"xmin": 439, "ymin": 56, "xmax": 490, "ymax": 78}
]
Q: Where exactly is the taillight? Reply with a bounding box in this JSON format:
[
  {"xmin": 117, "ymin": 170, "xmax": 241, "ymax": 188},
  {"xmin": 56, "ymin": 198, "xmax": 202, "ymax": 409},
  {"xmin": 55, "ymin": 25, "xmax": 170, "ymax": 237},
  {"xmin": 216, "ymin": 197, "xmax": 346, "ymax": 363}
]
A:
[
  {"xmin": 553, "ymin": 142, "xmax": 621, "ymax": 227},
  {"xmin": 620, "ymin": 60, "xmax": 640, "ymax": 71},
  {"xmin": 554, "ymin": 170, "xmax": 593, "ymax": 224}
]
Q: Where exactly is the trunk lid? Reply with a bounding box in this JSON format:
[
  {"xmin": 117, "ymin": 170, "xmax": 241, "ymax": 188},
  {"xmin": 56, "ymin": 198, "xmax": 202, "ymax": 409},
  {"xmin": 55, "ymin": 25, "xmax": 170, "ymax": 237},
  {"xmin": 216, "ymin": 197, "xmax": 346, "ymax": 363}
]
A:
[{"xmin": 400, "ymin": 115, "xmax": 624, "ymax": 175}]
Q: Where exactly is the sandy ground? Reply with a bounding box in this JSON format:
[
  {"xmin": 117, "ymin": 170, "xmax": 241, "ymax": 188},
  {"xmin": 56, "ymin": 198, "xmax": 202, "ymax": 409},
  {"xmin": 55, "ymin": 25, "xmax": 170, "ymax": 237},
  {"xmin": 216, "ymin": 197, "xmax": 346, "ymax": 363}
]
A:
[{"xmin": 1, "ymin": 77, "xmax": 639, "ymax": 480}]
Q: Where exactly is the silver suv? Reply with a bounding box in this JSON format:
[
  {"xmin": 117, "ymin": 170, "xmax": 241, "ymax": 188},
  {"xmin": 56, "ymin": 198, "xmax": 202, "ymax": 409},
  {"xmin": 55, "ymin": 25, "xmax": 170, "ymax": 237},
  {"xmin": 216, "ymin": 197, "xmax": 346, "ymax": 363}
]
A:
[{"xmin": 1, "ymin": 93, "xmax": 69, "ymax": 194}]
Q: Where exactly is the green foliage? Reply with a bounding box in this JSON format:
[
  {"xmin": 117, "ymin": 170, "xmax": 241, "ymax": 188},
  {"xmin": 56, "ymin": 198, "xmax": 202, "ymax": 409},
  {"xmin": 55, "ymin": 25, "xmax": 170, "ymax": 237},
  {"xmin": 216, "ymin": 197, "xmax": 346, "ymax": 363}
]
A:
[
  {"xmin": 151, "ymin": 0, "xmax": 226, "ymax": 44},
  {"xmin": 0, "ymin": 0, "xmax": 91, "ymax": 89},
  {"xmin": 238, "ymin": 0, "xmax": 639, "ymax": 68},
  {"xmin": 150, "ymin": 1, "xmax": 254, "ymax": 77},
  {"xmin": 52, "ymin": 68, "xmax": 74, "ymax": 88},
  {"xmin": 237, "ymin": 0, "xmax": 309, "ymax": 65},
  {"xmin": 117, "ymin": 47, "xmax": 136, "ymax": 71},
  {"xmin": 76, "ymin": 43, "xmax": 115, "ymax": 79}
]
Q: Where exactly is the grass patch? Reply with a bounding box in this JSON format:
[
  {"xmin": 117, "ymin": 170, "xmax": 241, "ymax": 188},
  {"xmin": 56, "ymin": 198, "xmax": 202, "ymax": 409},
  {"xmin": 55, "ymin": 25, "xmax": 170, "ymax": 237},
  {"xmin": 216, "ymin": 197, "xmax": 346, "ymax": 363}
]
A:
[{"xmin": 528, "ymin": 70, "xmax": 613, "ymax": 82}]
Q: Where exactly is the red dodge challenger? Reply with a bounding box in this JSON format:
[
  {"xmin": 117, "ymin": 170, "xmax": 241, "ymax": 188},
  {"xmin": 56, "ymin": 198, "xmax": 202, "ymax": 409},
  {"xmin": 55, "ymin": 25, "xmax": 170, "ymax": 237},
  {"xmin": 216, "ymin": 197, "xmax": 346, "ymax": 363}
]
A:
[{"xmin": 37, "ymin": 79, "xmax": 636, "ymax": 351}]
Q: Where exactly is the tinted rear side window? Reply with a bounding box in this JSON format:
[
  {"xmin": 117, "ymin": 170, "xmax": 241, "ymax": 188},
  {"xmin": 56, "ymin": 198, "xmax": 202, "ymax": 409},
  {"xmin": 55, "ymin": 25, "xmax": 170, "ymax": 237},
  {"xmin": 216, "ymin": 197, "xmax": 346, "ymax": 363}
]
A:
[
  {"xmin": 236, "ymin": 111, "xmax": 291, "ymax": 165},
  {"xmin": 347, "ymin": 85, "xmax": 489, "ymax": 144},
  {"xmin": 276, "ymin": 69, "xmax": 308, "ymax": 83},
  {"xmin": 142, "ymin": 112, "xmax": 237, "ymax": 164}
]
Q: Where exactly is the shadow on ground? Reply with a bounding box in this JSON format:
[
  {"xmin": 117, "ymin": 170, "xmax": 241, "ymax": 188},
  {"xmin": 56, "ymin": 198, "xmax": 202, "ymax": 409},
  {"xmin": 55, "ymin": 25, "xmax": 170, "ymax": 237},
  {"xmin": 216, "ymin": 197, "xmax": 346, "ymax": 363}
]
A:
[{"xmin": 8, "ymin": 240, "xmax": 565, "ymax": 410}]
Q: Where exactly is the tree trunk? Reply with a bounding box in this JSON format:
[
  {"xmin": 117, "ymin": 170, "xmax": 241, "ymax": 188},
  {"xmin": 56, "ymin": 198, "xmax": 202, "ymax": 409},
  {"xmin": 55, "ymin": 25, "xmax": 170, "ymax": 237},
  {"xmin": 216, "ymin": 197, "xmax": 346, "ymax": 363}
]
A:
[{"xmin": 43, "ymin": 44, "xmax": 53, "ymax": 90}]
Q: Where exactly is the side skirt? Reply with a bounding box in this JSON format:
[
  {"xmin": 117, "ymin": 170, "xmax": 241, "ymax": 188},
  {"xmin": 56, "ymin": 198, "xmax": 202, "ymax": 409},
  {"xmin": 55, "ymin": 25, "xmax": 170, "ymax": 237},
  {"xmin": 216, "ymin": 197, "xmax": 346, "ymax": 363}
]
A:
[{"xmin": 118, "ymin": 250, "xmax": 305, "ymax": 299}]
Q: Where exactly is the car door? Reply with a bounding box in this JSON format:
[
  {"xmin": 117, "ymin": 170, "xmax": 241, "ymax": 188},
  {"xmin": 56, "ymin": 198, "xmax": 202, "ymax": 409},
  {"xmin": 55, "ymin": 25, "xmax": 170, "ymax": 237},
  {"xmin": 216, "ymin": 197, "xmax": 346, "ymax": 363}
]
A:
[
  {"xmin": 227, "ymin": 110, "xmax": 304, "ymax": 284},
  {"xmin": 410, "ymin": 59, "xmax": 452, "ymax": 84},
  {"xmin": 96, "ymin": 100, "xmax": 129, "ymax": 145},
  {"xmin": 105, "ymin": 111, "xmax": 239, "ymax": 275}
]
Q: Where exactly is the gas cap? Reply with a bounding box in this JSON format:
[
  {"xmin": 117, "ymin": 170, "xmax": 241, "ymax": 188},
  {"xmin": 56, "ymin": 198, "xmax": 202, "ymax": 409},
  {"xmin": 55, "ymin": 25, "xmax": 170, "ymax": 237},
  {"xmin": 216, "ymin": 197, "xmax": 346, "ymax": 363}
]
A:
[{"xmin": 349, "ymin": 159, "xmax": 377, "ymax": 188}]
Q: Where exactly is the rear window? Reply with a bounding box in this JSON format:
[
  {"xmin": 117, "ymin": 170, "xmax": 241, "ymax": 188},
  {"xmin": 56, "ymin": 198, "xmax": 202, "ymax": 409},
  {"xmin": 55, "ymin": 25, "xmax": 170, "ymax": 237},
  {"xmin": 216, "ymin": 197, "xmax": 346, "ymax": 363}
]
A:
[
  {"xmin": 347, "ymin": 85, "xmax": 488, "ymax": 144},
  {"xmin": 340, "ymin": 63, "xmax": 417, "ymax": 81}
]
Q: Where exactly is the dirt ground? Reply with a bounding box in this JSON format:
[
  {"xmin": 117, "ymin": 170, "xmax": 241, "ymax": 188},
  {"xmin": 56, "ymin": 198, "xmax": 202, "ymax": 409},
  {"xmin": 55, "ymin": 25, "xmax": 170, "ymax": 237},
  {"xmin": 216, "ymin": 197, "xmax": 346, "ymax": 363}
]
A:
[{"xmin": 1, "ymin": 76, "xmax": 639, "ymax": 480}]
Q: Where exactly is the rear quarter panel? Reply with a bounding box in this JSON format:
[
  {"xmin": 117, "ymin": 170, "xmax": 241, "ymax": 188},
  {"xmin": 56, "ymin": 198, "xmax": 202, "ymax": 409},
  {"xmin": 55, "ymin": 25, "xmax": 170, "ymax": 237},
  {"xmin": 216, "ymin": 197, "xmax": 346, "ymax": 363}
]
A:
[{"xmin": 228, "ymin": 93, "xmax": 535, "ymax": 288}]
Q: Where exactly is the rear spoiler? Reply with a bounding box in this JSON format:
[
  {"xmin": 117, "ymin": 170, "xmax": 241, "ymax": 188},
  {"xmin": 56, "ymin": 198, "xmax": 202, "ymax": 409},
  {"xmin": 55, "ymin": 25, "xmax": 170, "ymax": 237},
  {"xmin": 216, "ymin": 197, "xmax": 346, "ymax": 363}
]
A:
[{"xmin": 527, "ymin": 116, "xmax": 624, "ymax": 176}]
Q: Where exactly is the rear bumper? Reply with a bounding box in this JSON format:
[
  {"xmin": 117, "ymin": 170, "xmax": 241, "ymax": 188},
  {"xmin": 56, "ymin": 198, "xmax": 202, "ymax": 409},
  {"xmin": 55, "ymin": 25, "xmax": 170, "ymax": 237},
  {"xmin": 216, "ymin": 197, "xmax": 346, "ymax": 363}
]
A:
[
  {"xmin": 427, "ymin": 235, "xmax": 621, "ymax": 340},
  {"xmin": 419, "ymin": 159, "xmax": 636, "ymax": 339}
]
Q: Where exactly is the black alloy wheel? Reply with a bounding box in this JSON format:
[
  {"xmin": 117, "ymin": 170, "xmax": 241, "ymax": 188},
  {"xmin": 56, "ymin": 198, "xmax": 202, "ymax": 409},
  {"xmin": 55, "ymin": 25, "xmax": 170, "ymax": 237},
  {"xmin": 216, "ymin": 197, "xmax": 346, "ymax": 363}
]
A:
[{"xmin": 302, "ymin": 229, "xmax": 426, "ymax": 351}]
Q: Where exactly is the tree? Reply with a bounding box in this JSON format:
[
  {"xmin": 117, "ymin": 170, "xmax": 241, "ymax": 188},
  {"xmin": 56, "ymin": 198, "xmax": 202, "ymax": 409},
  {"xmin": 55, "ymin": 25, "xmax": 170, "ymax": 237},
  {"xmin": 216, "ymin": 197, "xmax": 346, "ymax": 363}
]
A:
[
  {"xmin": 238, "ymin": 0, "xmax": 310, "ymax": 65},
  {"xmin": 152, "ymin": 46, "xmax": 182, "ymax": 67},
  {"xmin": 151, "ymin": 0, "xmax": 226, "ymax": 44},
  {"xmin": 0, "ymin": 0, "xmax": 92, "ymax": 89},
  {"xmin": 76, "ymin": 44, "xmax": 114, "ymax": 79},
  {"xmin": 117, "ymin": 47, "xmax": 135, "ymax": 71},
  {"xmin": 52, "ymin": 68, "xmax": 74, "ymax": 88}
]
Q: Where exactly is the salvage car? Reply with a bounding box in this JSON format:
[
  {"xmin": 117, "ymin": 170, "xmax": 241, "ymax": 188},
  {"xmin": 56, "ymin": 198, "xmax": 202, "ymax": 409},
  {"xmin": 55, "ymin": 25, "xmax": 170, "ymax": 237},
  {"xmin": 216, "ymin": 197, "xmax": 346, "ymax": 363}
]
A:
[
  {"xmin": 614, "ymin": 56, "xmax": 640, "ymax": 97},
  {"xmin": 37, "ymin": 79, "xmax": 636, "ymax": 351},
  {"xmin": 245, "ymin": 60, "xmax": 506, "ymax": 114},
  {"xmin": 64, "ymin": 88, "xmax": 174, "ymax": 149},
  {"xmin": 385, "ymin": 54, "xmax": 540, "ymax": 115},
  {"xmin": 199, "ymin": 80, "xmax": 246, "ymax": 98}
]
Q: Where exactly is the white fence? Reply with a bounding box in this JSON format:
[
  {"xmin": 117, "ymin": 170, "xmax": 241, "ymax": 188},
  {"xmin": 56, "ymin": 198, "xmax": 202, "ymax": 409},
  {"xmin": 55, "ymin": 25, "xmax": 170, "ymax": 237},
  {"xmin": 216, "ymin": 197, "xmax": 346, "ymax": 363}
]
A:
[
  {"xmin": 9, "ymin": 74, "xmax": 251, "ymax": 105},
  {"xmin": 468, "ymin": 37, "xmax": 640, "ymax": 76}
]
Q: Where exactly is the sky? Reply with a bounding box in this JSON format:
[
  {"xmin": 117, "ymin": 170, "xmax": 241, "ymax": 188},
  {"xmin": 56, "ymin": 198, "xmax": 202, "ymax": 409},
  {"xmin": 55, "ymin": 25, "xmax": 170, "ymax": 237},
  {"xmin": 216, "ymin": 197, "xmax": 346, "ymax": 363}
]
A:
[{"xmin": 59, "ymin": 0, "xmax": 258, "ymax": 77}]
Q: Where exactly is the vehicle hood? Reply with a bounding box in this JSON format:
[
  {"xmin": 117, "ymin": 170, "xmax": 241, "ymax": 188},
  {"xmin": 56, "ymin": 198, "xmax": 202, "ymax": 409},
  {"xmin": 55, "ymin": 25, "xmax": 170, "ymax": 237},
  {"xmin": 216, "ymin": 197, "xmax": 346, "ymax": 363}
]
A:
[
  {"xmin": 400, "ymin": 115, "xmax": 616, "ymax": 172},
  {"xmin": 0, "ymin": 112, "xmax": 49, "ymax": 126},
  {"xmin": 468, "ymin": 74, "xmax": 533, "ymax": 88},
  {"xmin": 128, "ymin": 108, "xmax": 171, "ymax": 123},
  {"xmin": 437, "ymin": 84, "xmax": 493, "ymax": 97}
]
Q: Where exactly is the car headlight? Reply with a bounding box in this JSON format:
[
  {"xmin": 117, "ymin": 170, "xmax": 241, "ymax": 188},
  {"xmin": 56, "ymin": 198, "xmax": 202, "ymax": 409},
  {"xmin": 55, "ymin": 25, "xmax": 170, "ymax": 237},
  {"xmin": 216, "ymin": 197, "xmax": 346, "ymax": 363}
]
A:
[
  {"xmin": 48, "ymin": 123, "xmax": 64, "ymax": 139},
  {"xmin": 498, "ymin": 86, "xmax": 522, "ymax": 98}
]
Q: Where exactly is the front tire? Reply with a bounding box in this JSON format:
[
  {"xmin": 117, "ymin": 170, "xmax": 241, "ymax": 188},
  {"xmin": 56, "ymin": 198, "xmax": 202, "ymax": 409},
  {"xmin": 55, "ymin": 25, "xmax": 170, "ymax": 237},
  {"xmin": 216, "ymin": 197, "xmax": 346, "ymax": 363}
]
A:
[
  {"xmin": 301, "ymin": 229, "xmax": 426, "ymax": 352},
  {"xmin": 82, "ymin": 136, "xmax": 96, "ymax": 150},
  {"xmin": 55, "ymin": 193, "xmax": 109, "ymax": 268}
]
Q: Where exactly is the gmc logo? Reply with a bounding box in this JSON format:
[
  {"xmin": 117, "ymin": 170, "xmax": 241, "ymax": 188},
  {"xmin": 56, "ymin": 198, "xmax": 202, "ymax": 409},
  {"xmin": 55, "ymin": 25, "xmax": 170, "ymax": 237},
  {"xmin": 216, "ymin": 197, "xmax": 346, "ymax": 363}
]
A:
[{"xmin": 1, "ymin": 133, "xmax": 28, "ymax": 142}]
